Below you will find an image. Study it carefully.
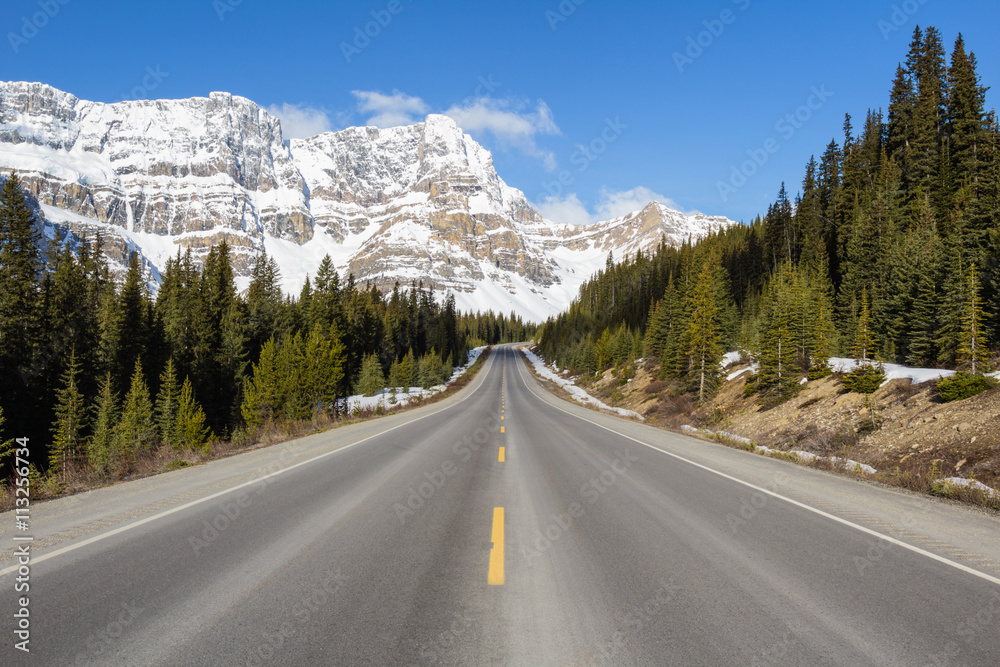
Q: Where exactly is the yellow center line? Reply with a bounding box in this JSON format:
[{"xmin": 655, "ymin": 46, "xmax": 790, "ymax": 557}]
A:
[
  {"xmin": 498, "ymin": 446, "xmax": 505, "ymax": 462},
  {"xmin": 501, "ymin": 415, "xmax": 504, "ymax": 420},
  {"xmin": 488, "ymin": 507, "xmax": 505, "ymax": 585},
  {"xmin": 501, "ymin": 425, "xmax": 505, "ymax": 433}
]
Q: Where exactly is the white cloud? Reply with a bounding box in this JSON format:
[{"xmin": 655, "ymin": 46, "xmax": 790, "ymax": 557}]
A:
[
  {"xmin": 352, "ymin": 90, "xmax": 429, "ymax": 128},
  {"xmin": 535, "ymin": 186, "xmax": 686, "ymax": 226},
  {"xmin": 536, "ymin": 193, "xmax": 594, "ymax": 226},
  {"xmin": 267, "ymin": 103, "xmax": 332, "ymax": 139},
  {"xmin": 444, "ymin": 98, "xmax": 560, "ymax": 170}
]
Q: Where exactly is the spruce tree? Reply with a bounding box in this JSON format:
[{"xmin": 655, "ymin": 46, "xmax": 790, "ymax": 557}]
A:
[
  {"xmin": 246, "ymin": 248, "xmax": 282, "ymax": 362},
  {"xmin": 356, "ymin": 353, "xmax": 385, "ymax": 397},
  {"xmin": 958, "ymin": 263, "xmax": 991, "ymax": 373},
  {"xmin": 400, "ymin": 348, "xmax": 416, "ymax": 390},
  {"xmin": 114, "ymin": 253, "xmax": 149, "ymax": 394},
  {"xmin": 175, "ymin": 377, "xmax": 212, "ymax": 452},
  {"xmin": 686, "ymin": 262, "xmax": 722, "ymax": 401},
  {"xmin": 49, "ymin": 347, "xmax": 87, "ymax": 478},
  {"xmin": 808, "ymin": 293, "xmax": 834, "ymax": 380},
  {"xmin": 116, "ymin": 357, "xmax": 156, "ymax": 457},
  {"xmin": 241, "ymin": 336, "xmax": 280, "ymax": 427},
  {"xmin": 156, "ymin": 359, "xmax": 181, "ymax": 448},
  {"xmin": 88, "ymin": 373, "xmax": 118, "ymax": 475},
  {"xmin": 756, "ymin": 266, "xmax": 799, "ymax": 399},
  {"xmin": 0, "ymin": 172, "xmax": 43, "ymax": 437},
  {"xmin": 844, "ymin": 287, "xmax": 886, "ymax": 393},
  {"xmin": 0, "ymin": 405, "xmax": 15, "ymax": 467}
]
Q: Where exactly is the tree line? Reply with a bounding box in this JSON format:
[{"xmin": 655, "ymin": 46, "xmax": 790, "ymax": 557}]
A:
[
  {"xmin": 538, "ymin": 26, "xmax": 998, "ymax": 404},
  {"xmin": 0, "ymin": 172, "xmax": 533, "ymax": 480}
]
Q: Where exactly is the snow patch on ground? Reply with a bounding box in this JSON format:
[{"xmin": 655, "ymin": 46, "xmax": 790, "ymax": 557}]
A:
[
  {"xmin": 936, "ymin": 477, "xmax": 1000, "ymax": 499},
  {"xmin": 521, "ymin": 348, "xmax": 644, "ymax": 420},
  {"xmin": 828, "ymin": 357, "xmax": 956, "ymax": 386},
  {"xmin": 344, "ymin": 347, "xmax": 485, "ymax": 413},
  {"xmin": 682, "ymin": 426, "xmax": 878, "ymax": 475},
  {"xmin": 721, "ymin": 351, "xmax": 743, "ymax": 368}
]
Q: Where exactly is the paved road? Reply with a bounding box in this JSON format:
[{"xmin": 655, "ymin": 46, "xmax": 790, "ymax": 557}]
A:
[{"xmin": 3, "ymin": 345, "xmax": 1000, "ymax": 665}]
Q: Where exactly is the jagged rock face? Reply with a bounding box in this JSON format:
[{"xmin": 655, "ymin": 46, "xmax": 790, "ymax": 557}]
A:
[
  {"xmin": 291, "ymin": 115, "xmax": 557, "ymax": 289},
  {"xmin": 0, "ymin": 82, "xmax": 312, "ymax": 248},
  {"xmin": 0, "ymin": 82, "xmax": 735, "ymax": 320}
]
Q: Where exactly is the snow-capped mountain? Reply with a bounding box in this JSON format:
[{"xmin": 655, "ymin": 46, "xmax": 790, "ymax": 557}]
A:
[{"xmin": 0, "ymin": 81, "xmax": 734, "ymax": 321}]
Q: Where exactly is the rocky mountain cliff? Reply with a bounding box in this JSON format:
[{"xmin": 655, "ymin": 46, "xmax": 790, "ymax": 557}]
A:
[{"xmin": 0, "ymin": 81, "xmax": 734, "ymax": 321}]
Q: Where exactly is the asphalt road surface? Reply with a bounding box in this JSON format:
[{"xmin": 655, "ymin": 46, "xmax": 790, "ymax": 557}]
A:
[{"xmin": 3, "ymin": 345, "xmax": 1000, "ymax": 665}]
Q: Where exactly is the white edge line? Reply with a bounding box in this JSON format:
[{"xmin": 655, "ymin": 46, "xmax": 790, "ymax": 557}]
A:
[
  {"xmin": 513, "ymin": 348, "xmax": 1000, "ymax": 588},
  {"xmin": 0, "ymin": 350, "xmax": 500, "ymax": 577}
]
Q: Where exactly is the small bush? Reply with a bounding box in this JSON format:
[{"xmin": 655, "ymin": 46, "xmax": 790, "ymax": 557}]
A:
[
  {"xmin": 936, "ymin": 371, "xmax": 996, "ymax": 402},
  {"xmin": 842, "ymin": 362, "xmax": 885, "ymax": 394}
]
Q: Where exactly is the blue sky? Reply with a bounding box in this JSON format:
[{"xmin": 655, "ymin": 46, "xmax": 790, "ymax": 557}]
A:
[{"xmin": 5, "ymin": 0, "xmax": 1000, "ymax": 224}]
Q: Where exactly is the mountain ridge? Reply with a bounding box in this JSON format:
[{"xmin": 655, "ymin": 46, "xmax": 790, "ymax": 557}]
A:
[{"xmin": 0, "ymin": 81, "xmax": 735, "ymax": 321}]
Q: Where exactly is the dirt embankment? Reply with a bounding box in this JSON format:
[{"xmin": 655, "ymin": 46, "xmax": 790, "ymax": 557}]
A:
[{"xmin": 564, "ymin": 356, "xmax": 1000, "ymax": 507}]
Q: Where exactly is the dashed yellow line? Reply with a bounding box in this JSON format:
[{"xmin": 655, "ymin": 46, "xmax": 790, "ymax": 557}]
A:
[
  {"xmin": 498, "ymin": 446, "xmax": 505, "ymax": 462},
  {"xmin": 501, "ymin": 425, "xmax": 505, "ymax": 434},
  {"xmin": 488, "ymin": 507, "xmax": 505, "ymax": 585}
]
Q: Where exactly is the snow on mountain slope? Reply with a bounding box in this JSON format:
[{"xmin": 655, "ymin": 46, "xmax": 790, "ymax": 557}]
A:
[{"xmin": 0, "ymin": 81, "xmax": 736, "ymax": 321}]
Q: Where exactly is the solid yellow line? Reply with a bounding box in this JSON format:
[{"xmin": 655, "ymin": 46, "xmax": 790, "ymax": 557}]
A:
[
  {"xmin": 488, "ymin": 507, "xmax": 505, "ymax": 585},
  {"xmin": 499, "ymin": 446, "xmax": 505, "ymax": 462}
]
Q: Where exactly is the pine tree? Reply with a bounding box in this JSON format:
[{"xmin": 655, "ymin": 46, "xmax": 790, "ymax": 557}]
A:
[
  {"xmin": 114, "ymin": 253, "xmax": 149, "ymax": 394},
  {"xmin": 844, "ymin": 287, "xmax": 886, "ymax": 394},
  {"xmin": 958, "ymin": 263, "xmax": 991, "ymax": 373},
  {"xmin": 0, "ymin": 172, "xmax": 43, "ymax": 438},
  {"xmin": 156, "ymin": 358, "xmax": 181, "ymax": 448},
  {"xmin": 277, "ymin": 332, "xmax": 309, "ymax": 421},
  {"xmin": 756, "ymin": 266, "xmax": 799, "ymax": 399},
  {"xmin": 686, "ymin": 262, "xmax": 722, "ymax": 401},
  {"xmin": 88, "ymin": 373, "xmax": 118, "ymax": 475},
  {"xmin": 116, "ymin": 357, "xmax": 156, "ymax": 457},
  {"xmin": 175, "ymin": 377, "xmax": 212, "ymax": 452},
  {"xmin": 49, "ymin": 347, "xmax": 87, "ymax": 478},
  {"xmin": 400, "ymin": 348, "xmax": 416, "ymax": 390},
  {"xmin": 808, "ymin": 293, "xmax": 834, "ymax": 380},
  {"xmin": 356, "ymin": 353, "xmax": 385, "ymax": 397},
  {"xmin": 947, "ymin": 34, "xmax": 989, "ymax": 193},
  {"xmin": 0, "ymin": 405, "xmax": 15, "ymax": 467},
  {"xmin": 241, "ymin": 337, "xmax": 280, "ymax": 428},
  {"xmin": 246, "ymin": 248, "xmax": 282, "ymax": 362}
]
